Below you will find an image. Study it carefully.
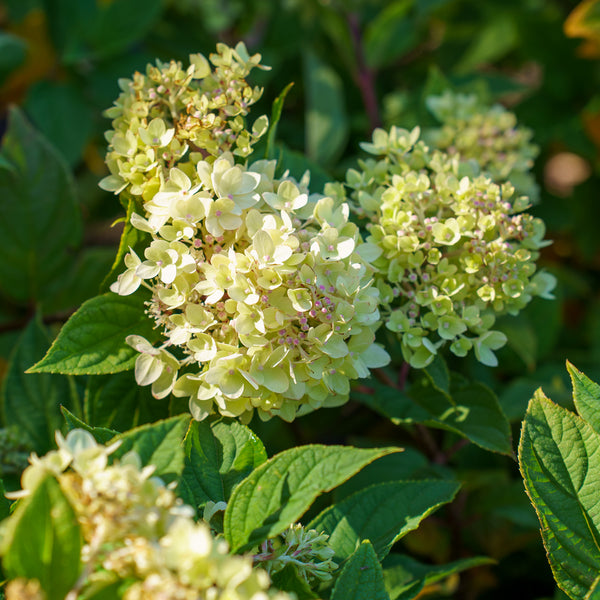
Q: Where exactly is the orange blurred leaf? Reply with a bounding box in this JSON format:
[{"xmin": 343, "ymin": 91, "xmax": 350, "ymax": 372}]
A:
[{"xmin": 565, "ymin": 0, "xmax": 600, "ymax": 57}]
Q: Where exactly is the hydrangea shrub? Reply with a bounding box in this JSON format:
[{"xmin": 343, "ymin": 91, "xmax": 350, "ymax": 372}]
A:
[{"xmin": 0, "ymin": 30, "xmax": 572, "ymax": 600}]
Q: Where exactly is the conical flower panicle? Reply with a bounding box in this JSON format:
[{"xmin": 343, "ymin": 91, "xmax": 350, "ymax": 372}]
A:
[
  {"xmin": 344, "ymin": 126, "xmax": 555, "ymax": 368},
  {"xmin": 104, "ymin": 45, "xmax": 389, "ymax": 422}
]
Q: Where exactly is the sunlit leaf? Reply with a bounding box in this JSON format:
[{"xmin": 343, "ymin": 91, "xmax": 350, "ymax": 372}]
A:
[
  {"xmin": 519, "ymin": 387, "xmax": 600, "ymax": 598},
  {"xmin": 223, "ymin": 444, "xmax": 399, "ymax": 552}
]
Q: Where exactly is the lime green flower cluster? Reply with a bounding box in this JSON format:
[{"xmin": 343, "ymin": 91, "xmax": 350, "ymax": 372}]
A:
[
  {"xmin": 1, "ymin": 430, "xmax": 292, "ymax": 600},
  {"xmin": 255, "ymin": 523, "xmax": 338, "ymax": 586},
  {"xmin": 105, "ymin": 44, "xmax": 389, "ymax": 423},
  {"xmin": 344, "ymin": 126, "xmax": 555, "ymax": 368},
  {"xmin": 100, "ymin": 42, "xmax": 268, "ymax": 202},
  {"xmin": 425, "ymin": 91, "xmax": 539, "ymax": 202}
]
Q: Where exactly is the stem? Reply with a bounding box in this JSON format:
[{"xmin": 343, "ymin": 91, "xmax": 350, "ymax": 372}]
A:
[
  {"xmin": 447, "ymin": 490, "xmax": 468, "ymax": 565},
  {"xmin": 373, "ymin": 367, "xmax": 398, "ymax": 389},
  {"xmin": 346, "ymin": 13, "xmax": 381, "ymax": 132},
  {"xmin": 414, "ymin": 424, "xmax": 446, "ymax": 464},
  {"xmin": 398, "ymin": 361, "xmax": 411, "ymax": 391},
  {"xmin": 445, "ymin": 438, "xmax": 469, "ymax": 460}
]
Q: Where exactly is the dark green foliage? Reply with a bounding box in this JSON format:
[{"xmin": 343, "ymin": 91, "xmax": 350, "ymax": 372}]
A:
[{"xmin": 1, "ymin": 316, "xmax": 76, "ymax": 453}]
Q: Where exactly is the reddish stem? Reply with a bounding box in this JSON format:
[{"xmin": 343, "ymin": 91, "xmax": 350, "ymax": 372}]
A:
[{"xmin": 346, "ymin": 13, "xmax": 381, "ymax": 132}]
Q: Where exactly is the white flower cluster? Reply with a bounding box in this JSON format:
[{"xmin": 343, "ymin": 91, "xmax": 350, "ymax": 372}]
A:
[
  {"xmin": 112, "ymin": 154, "xmax": 388, "ymax": 422},
  {"xmin": 104, "ymin": 46, "xmax": 389, "ymax": 423},
  {"xmin": 1, "ymin": 430, "xmax": 292, "ymax": 600}
]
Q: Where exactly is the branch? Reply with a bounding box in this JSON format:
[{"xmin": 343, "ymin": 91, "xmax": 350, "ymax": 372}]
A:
[{"xmin": 346, "ymin": 12, "xmax": 381, "ymax": 132}]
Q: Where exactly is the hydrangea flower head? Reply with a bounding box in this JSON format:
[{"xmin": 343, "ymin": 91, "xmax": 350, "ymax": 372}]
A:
[
  {"xmin": 424, "ymin": 91, "xmax": 540, "ymax": 202},
  {"xmin": 345, "ymin": 126, "xmax": 555, "ymax": 368},
  {"xmin": 1, "ymin": 430, "xmax": 294, "ymax": 600},
  {"xmin": 103, "ymin": 44, "xmax": 389, "ymax": 423},
  {"xmin": 112, "ymin": 155, "xmax": 388, "ymax": 422}
]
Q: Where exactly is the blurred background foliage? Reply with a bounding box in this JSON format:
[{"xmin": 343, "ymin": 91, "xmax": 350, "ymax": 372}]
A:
[{"xmin": 0, "ymin": 0, "xmax": 599, "ymax": 598}]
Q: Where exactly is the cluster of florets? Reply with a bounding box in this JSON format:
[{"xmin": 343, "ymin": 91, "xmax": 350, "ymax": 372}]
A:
[
  {"xmin": 254, "ymin": 523, "xmax": 338, "ymax": 586},
  {"xmin": 100, "ymin": 42, "xmax": 268, "ymax": 202},
  {"xmin": 105, "ymin": 43, "xmax": 389, "ymax": 423},
  {"xmin": 424, "ymin": 91, "xmax": 540, "ymax": 202},
  {"xmin": 344, "ymin": 126, "xmax": 555, "ymax": 368},
  {"xmin": 112, "ymin": 153, "xmax": 388, "ymax": 422},
  {"xmin": 1, "ymin": 430, "xmax": 292, "ymax": 600}
]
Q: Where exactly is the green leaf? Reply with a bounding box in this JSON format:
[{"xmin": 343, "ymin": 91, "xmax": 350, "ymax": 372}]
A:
[
  {"xmin": 1, "ymin": 315, "xmax": 75, "ymax": 453},
  {"xmin": 61, "ymin": 406, "xmax": 118, "ymax": 444},
  {"xmin": 333, "ymin": 448, "xmax": 452, "ymax": 501},
  {"xmin": 2, "ymin": 476, "xmax": 82, "ymax": 600},
  {"xmin": 409, "ymin": 377, "xmax": 513, "ymax": 455},
  {"xmin": 24, "ymin": 80, "xmax": 94, "ymax": 166},
  {"xmin": 84, "ymin": 370, "xmax": 169, "ymax": 432},
  {"xmin": 309, "ymin": 480, "xmax": 459, "ymax": 561},
  {"xmin": 499, "ymin": 362, "xmax": 572, "ymax": 422},
  {"xmin": 422, "ymin": 66, "xmax": 453, "ymax": 106},
  {"xmin": 587, "ymin": 575, "xmax": 600, "ymax": 600},
  {"xmin": 424, "ymin": 354, "xmax": 450, "ymax": 395},
  {"xmin": 29, "ymin": 292, "xmax": 157, "ymax": 375},
  {"xmin": 440, "ymin": 382, "xmax": 513, "ymax": 455},
  {"xmin": 0, "ymin": 106, "xmax": 81, "ymax": 304},
  {"xmin": 455, "ymin": 13, "xmax": 518, "ymax": 74},
  {"xmin": 223, "ymin": 444, "xmax": 400, "ymax": 553},
  {"xmin": 41, "ymin": 247, "xmax": 118, "ymax": 315},
  {"xmin": 567, "ymin": 361, "xmax": 600, "ymax": 435},
  {"xmin": 78, "ymin": 575, "xmax": 123, "ymax": 600},
  {"xmin": 179, "ymin": 417, "xmax": 267, "ymax": 513},
  {"xmin": 519, "ymin": 388, "xmax": 600, "ymax": 599},
  {"xmin": 363, "ymin": 0, "xmax": 419, "ymax": 69},
  {"xmin": 357, "ymin": 378, "xmax": 513, "ymax": 455},
  {"xmin": 304, "ymin": 51, "xmax": 348, "ymax": 165},
  {"xmin": 331, "ymin": 540, "xmax": 390, "ymax": 600},
  {"xmin": 270, "ymin": 564, "xmax": 319, "ymax": 600},
  {"xmin": 0, "ymin": 32, "xmax": 27, "ymax": 84},
  {"xmin": 354, "ymin": 381, "xmax": 430, "ymax": 424},
  {"xmin": 266, "ymin": 82, "xmax": 294, "ymax": 159},
  {"xmin": 2, "ymin": 0, "xmax": 40, "ymax": 21},
  {"xmin": 275, "ymin": 144, "xmax": 332, "ymax": 193},
  {"xmin": 100, "ymin": 197, "xmax": 148, "ymax": 293},
  {"xmin": 111, "ymin": 415, "xmax": 190, "ymax": 484},
  {"xmin": 382, "ymin": 554, "xmax": 494, "ymax": 600},
  {"xmin": 472, "ymin": 479, "xmax": 539, "ymax": 529},
  {"xmin": 496, "ymin": 312, "xmax": 537, "ymax": 370},
  {"xmin": 44, "ymin": 0, "xmax": 164, "ymax": 63}
]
